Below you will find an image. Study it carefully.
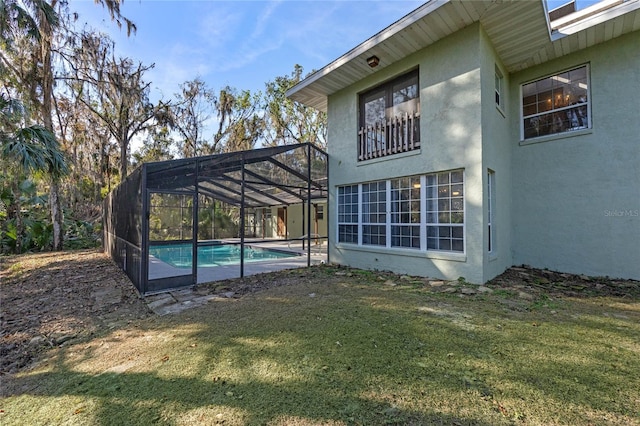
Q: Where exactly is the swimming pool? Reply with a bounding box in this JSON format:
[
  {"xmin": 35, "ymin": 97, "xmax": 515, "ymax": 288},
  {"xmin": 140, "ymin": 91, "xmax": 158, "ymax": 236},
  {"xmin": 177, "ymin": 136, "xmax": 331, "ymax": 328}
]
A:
[{"xmin": 149, "ymin": 243, "xmax": 300, "ymax": 268}]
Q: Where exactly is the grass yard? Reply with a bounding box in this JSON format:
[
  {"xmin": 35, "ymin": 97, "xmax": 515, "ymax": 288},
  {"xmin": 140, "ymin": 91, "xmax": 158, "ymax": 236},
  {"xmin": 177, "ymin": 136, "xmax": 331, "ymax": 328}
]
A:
[{"xmin": 1, "ymin": 253, "xmax": 639, "ymax": 425}]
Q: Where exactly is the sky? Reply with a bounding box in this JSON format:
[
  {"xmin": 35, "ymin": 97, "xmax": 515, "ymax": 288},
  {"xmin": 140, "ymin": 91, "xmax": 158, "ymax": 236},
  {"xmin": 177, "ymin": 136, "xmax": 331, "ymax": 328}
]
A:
[
  {"xmin": 68, "ymin": 0, "xmax": 602, "ymax": 152},
  {"xmin": 70, "ymin": 0, "xmax": 603, "ymax": 104},
  {"xmin": 70, "ymin": 0, "xmax": 426, "ymax": 101}
]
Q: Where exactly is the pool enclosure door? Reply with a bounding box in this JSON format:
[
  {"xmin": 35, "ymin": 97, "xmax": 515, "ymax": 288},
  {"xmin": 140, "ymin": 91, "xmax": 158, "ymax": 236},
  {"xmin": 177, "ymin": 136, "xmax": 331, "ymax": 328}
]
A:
[{"xmin": 146, "ymin": 191, "xmax": 197, "ymax": 292}]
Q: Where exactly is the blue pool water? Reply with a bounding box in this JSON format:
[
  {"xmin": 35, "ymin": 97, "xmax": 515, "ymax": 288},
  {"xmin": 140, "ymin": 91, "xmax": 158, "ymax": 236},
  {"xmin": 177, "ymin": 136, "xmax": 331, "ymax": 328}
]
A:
[{"xmin": 149, "ymin": 243, "xmax": 299, "ymax": 268}]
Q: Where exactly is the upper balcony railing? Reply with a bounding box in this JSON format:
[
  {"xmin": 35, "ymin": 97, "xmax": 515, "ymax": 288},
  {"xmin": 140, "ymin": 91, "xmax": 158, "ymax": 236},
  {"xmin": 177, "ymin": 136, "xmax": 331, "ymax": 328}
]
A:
[{"xmin": 358, "ymin": 111, "xmax": 420, "ymax": 161}]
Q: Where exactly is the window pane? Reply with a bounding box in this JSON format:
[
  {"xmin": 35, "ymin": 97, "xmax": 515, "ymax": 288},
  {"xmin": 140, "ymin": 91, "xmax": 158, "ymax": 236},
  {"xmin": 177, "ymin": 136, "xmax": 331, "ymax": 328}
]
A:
[
  {"xmin": 451, "ymin": 212, "xmax": 464, "ymax": 223},
  {"xmin": 390, "ymin": 175, "xmax": 421, "ymax": 249},
  {"xmin": 452, "ymin": 226, "xmax": 464, "ymax": 239},
  {"xmin": 392, "ymin": 80, "xmax": 419, "ymax": 117},
  {"xmin": 451, "ymin": 198, "xmax": 464, "ymax": 211},
  {"xmin": 425, "ymin": 170, "xmax": 464, "ymax": 252},
  {"xmin": 452, "ymin": 239, "xmax": 464, "ymax": 252},
  {"xmin": 439, "ymin": 239, "xmax": 451, "ymax": 251},
  {"xmin": 338, "ymin": 185, "xmax": 360, "ymax": 243},
  {"xmin": 522, "ymin": 65, "xmax": 589, "ymax": 140},
  {"xmin": 364, "ymin": 94, "xmax": 385, "ymax": 127}
]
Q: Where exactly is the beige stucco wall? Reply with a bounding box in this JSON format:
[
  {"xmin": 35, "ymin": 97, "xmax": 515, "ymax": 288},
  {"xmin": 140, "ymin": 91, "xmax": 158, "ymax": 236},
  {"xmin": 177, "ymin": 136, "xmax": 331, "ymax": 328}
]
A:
[
  {"xmin": 324, "ymin": 20, "xmax": 639, "ymax": 282},
  {"xmin": 509, "ymin": 30, "xmax": 640, "ymax": 280},
  {"xmin": 327, "ymin": 24, "xmax": 486, "ymax": 283},
  {"xmin": 479, "ymin": 25, "xmax": 513, "ymax": 282},
  {"xmin": 254, "ymin": 203, "xmax": 327, "ymax": 240}
]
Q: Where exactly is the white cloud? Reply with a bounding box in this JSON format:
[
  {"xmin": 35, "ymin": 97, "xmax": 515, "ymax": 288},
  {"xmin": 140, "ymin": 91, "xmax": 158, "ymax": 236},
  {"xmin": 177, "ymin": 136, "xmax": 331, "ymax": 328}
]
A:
[{"xmin": 251, "ymin": 0, "xmax": 283, "ymax": 39}]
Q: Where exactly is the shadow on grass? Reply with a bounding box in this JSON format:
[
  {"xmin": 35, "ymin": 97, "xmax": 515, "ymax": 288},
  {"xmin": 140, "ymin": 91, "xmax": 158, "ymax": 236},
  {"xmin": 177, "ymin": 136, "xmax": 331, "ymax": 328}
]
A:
[
  {"xmin": 5, "ymin": 366, "xmax": 497, "ymax": 425},
  {"xmin": 2, "ymin": 269, "xmax": 639, "ymax": 425}
]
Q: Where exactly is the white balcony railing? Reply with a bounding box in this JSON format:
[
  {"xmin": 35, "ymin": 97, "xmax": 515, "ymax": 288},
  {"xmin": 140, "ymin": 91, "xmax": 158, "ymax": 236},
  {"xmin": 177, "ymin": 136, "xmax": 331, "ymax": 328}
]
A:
[{"xmin": 358, "ymin": 111, "xmax": 420, "ymax": 161}]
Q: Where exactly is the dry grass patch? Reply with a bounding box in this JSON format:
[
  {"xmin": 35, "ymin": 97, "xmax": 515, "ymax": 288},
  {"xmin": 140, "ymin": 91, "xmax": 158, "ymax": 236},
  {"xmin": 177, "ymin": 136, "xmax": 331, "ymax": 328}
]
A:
[{"xmin": 1, "ymin": 252, "xmax": 639, "ymax": 425}]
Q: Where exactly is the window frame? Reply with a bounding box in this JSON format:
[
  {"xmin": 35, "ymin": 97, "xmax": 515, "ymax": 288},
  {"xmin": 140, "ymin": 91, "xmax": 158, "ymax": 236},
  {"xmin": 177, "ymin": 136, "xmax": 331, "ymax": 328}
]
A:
[
  {"xmin": 337, "ymin": 185, "xmax": 359, "ymax": 244},
  {"xmin": 358, "ymin": 69, "xmax": 421, "ymax": 161},
  {"xmin": 520, "ymin": 64, "xmax": 591, "ymax": 141},
  {"xmin": 425, "ymin": 170, "xmax": 465, "ymax": 253},
  {"xmin": 487, "ymin": 169, "xmax": 496, "ymax": 254},
  {"xmin": 361, "ymin": 181, "xmax": 387, "ymax": 247},
  {"xmin": 359, "ymin": 70, "xmax": 420, "ymax": 130},
  {"xmin": 390, "ymin": 176, "xmax": 421, "ymax": 249},
  {"xmin": 336, "ymin": 170, "xmax": 465, "ymax": 254},
  {"xmin": 495, "ymin": 65, "xmax": 504, "ymax": 113}
]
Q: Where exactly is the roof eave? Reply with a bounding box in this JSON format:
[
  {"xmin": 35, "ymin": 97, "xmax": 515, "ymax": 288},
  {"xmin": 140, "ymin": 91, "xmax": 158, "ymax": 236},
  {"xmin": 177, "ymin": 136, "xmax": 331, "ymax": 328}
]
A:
[{"xmin": 286, "ymin": 0, "xmax": 452, "ymax": 111}]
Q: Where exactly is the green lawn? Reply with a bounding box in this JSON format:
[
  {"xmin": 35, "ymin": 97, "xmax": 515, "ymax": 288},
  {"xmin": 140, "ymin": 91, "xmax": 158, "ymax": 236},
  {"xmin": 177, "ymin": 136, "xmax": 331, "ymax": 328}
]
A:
[{"xmin": 1, "ymin": 266, "xmax": 639, "ymax": 425}]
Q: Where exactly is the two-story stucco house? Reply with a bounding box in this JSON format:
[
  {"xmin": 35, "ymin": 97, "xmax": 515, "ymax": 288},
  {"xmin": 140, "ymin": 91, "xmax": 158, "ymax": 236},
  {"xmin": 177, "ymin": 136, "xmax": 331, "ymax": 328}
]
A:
[{"xmin": 287, "ymin": 0, "xmax": 640, "ymax": 283}]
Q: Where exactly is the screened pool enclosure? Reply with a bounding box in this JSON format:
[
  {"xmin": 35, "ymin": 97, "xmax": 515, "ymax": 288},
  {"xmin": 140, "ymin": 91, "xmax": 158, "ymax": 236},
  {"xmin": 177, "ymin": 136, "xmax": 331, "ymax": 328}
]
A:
[{"xmin": 104, "ymin": 143, "xmax": 328, "ymax": 294}]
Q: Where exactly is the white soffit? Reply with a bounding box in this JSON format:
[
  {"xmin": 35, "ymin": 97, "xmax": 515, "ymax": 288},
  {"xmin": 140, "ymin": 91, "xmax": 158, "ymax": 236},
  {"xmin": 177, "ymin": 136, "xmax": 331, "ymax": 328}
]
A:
[{"xmin": 287, "ymin": 0, "xmax": 640, "ymax": 111}]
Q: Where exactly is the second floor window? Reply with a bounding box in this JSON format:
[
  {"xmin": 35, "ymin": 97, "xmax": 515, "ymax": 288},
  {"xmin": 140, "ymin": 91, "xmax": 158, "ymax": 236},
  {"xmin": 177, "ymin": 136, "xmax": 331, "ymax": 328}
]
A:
[
  {"xmin": 359, "ymin": 70, "xmax": 420, "ymax": 161},
  {"xmin": 521, "ymin": 64, "xmax": 590, "ymax": 140}
]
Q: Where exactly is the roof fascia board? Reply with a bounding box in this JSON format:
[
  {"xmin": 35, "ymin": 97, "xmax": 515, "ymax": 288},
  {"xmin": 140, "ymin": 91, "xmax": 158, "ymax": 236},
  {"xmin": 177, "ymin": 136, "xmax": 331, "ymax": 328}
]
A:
[
  {"xmin": 550, "ymin": 0, "xmax": 640, "ymax": 40},
  {"xmin": 543, "ymin": 0, "xmax": 554, "ymax": 40},
  {"xmin": 285, "ymin": 0, "xmax": 450, "ymax": 98}
]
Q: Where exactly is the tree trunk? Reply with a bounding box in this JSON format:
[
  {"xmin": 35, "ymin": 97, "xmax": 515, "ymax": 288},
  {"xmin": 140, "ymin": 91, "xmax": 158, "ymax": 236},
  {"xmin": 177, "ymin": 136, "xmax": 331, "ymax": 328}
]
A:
[
  {"xmin": 40, "ymin": 1, "xmax": 64, "ymax": 251},
  {"xmin": 120, "ymin": 138, "xmax": 128, "ymax": 179},
  {"xmin": 12, "ymin": 178, "xmax": 23, "ymax": 254},
  {"xmin": 50, "ymin": 178, "xmax": 63, "ymax": 250}
]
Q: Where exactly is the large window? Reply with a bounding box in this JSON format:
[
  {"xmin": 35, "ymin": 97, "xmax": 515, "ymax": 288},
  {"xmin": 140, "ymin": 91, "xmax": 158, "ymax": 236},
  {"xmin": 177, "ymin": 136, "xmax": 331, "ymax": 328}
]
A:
[
  {"xmin": 338, "ymin": 185, "xmax": 358, "ymax": 244},
  {"xmin": 362, "ymin": 181, "xmax": 387, "ymax": 246},
  {"xmin": 521, "ymin": 65, "xmax": 590, "ymax": 140},
  {"xmin": 358, "ymin": 70, "xmax": 420, "ymax": 161},
  {"xmin": 426, "ymin": 171, "xmax": 464, "ymax": 252},
  {"xmin": 337, "ymin": 170, "xmax": 464, "ymax": 253},
  {"xmin": 391, "ymin": 177, "xmax": 421, "ymax": 249}
]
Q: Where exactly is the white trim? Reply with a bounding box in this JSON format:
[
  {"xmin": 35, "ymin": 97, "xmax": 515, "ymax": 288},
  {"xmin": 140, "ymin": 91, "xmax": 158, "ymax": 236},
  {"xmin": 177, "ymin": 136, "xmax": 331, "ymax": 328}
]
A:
[
  {"xmin": 550, "ymin": 0, "xmax": 639, "ymax": 35},
  {"xmin": 495, "ymin": 65, "xmax": 504, "ymax": 111},
  {"xmin": 357, "ymin": 185, "xmax": 363, "ymax": 246},
  {"xmin": 420, "ymin": 175, "xmax": 427, "ymax": 251},
  {"xmin": 487, "ymin": 169, "xmax": 495, "ymax": 254},
  {"xmin": 519, "ymin": 127, "xmax": 593, "ymax": 146},
  {"xmin": 334, "ymin": 243, "xmax": 467, "ymax": 263}
]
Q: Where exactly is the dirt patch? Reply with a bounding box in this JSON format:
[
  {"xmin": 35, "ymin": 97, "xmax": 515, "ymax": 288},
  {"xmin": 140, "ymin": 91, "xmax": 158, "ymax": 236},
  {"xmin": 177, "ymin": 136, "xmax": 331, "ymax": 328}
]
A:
[
  {"xmin": 1, "ymin": 250, "xmax": 638, "ymax": 376},
  {"xmin": 488, "ymin": 266, "xmax": 640, "ymax": 299},
  {"xmin": 0, "ymin": 250, "xmax": 151, "ymax": 374}
]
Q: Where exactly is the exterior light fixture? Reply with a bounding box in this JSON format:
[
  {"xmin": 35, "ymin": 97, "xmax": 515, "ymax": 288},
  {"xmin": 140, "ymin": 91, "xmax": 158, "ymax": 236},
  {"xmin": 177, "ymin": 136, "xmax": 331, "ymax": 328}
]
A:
[{"xmin": 367, "ymin": 55, "xmax": 380, "ymax": 68}]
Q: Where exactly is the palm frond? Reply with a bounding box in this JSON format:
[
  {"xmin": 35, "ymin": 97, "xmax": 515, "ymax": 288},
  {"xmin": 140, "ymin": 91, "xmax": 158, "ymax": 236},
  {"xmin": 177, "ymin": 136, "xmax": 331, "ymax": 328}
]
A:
[{"xmin": 2, "ymin": 125, "xmax": 69, "ymax": 177}]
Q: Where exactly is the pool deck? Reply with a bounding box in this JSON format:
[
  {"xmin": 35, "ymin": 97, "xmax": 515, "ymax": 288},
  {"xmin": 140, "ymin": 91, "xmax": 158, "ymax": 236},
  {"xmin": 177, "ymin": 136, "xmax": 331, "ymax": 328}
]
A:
[{"xmin": 148, "ymin": 239, "xmax": 327, "ymax": 285}]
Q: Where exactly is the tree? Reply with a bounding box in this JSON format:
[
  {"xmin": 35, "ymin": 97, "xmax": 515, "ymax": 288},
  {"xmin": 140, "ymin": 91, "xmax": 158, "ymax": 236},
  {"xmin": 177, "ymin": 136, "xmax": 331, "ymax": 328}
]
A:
[
  {"xmin": 132, "ymin": 125, "xmax": 174, "ymax": 165},
  {"xmin": 212, "ymin": 86, "xmax": 263, "ymax": 154},
  {"xmin": 171, "ymin": 78, "xmax": 215, "ymax": 158},
  {"xmin": 0, "ymin": 94, "xmax": 68, "ymax": 253},
  {"xmin": 0, "ymin": 0, "xmax": 135, "ymax": 250},
  {"xmin": 263, "ymin": 64, "xmax": 327, "ymax": 149},
  {"xmin": 73, "ymin": 31, "xmax": 169, "ymax": 179}
]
